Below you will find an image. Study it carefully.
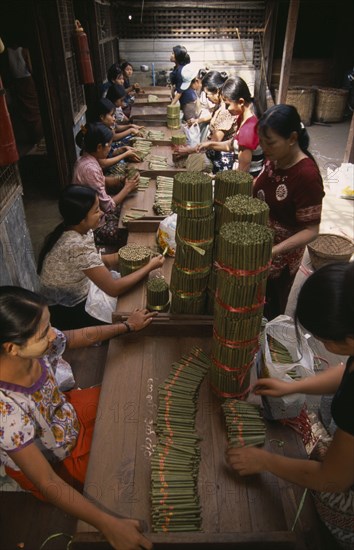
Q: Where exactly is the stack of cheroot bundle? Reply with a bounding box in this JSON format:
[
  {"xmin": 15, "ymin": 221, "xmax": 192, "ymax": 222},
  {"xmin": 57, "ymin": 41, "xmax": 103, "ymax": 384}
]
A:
[
  {"xmin": 214, "ymin": 171, "xmax": 253, "ymax": 233},
  {"xmin": 170, "ymin": 172, "xmax": 214, "ymax": 314},
  {"xmin": 221, "ymin": 195, "xmax": 269, "ymax": 227},
  {"xmin": 207, "ymin": 171, "xmax": 254, "ymax": 314},
  {"xmin": 211, "ymin": 221, "xmax": 273, "ymax": 398}
]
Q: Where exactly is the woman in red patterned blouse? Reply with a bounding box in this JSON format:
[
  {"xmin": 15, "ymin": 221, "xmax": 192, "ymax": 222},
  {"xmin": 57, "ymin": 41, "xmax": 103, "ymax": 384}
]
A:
[{"xmin": 253, "ymin": 104, "xmax": 325, "ymax": 320}]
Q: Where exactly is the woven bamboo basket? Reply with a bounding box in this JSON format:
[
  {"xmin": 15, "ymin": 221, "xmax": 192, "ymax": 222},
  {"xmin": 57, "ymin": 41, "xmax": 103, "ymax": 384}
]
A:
[
  {"xmin": 276, "ymin": 87, "xmax": 315, "ymax": 126},
  {"xmin": 307, "ymin": 234, "xmax": 354, "ymax": 270},
  {"xmin": 314, "ymin": 88, "xmax": 349, "ymax": 123}
]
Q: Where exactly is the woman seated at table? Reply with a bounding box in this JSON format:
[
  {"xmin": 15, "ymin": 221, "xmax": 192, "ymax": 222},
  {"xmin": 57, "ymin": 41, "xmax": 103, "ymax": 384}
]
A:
[
  {"xmin": 106, "ymin": 83, "xmax": 132, "ymax": 125},
  {"xmin": 197, "ymin": 77, "xmax": 264, "ymax": 177},
  {"xmin": 100, "ymin": 63, "xmax": 125, "ymax": 98},
  {"xmin": 0, "ymin": 285, "xmax": 153, "ymax": 550},
  {"xmin": 90, "ymin": 98, "xmax": 142, "ymax": 172},
  {"xmin": 73, "ymin": 122, "xmax": 139, "ymax": 245},
  {"xmin": 38, "ymin": 185, "xmax": 164, "ymax": 330},
  {"xmin": 227, "ymin": 261, "xmax": 354, "ymax": 549}
]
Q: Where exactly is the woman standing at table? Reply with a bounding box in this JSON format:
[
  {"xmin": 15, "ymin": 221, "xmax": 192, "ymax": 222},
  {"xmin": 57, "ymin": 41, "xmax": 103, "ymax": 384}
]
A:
[
  {"xmin": 198, "ymin": 77, "xmax": 264, "ymax": 177},
  {"xmin": 0, "ymin": 285, "xmax": 153, "ymax": 550},
  {"xmin": 227, "ymin": 261, "xmax": 354, "ymax": 549},
  {"xmin": 169, "ymin": 45, "xmax": 198, "ymax": 120},
  {"xmin": 174, "ymin": 70, "xmax": 236, "ymax": 172},
  {"xmin": 253, "ymin": 104, "xmax": 324, "ymax": 320}
]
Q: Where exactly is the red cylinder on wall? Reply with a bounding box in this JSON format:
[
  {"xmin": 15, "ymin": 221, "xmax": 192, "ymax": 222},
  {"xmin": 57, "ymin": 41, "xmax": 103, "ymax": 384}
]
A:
[
  {"xmin": 0, "ymin": 76, "xmax": 19, "ymax": 166},
  {"xmin": 73, "ymin": 20, "xmax": 94, "ymax": 85}
]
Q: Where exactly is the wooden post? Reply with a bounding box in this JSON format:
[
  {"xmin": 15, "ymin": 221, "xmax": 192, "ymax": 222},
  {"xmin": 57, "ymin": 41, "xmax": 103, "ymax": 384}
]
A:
[
  {"xmin": 343, "ymin": 114, "xmax": 354, "ymax": 163},
  {"xmin": 277, "ymin": 0, "xmax": 300, "ymax": 104}
]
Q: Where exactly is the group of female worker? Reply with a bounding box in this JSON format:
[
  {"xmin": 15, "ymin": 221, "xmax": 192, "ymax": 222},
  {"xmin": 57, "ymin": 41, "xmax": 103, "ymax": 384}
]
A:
[{"xmin": 2, "ymin": 45, "xmax": 351, "ymax": 550}]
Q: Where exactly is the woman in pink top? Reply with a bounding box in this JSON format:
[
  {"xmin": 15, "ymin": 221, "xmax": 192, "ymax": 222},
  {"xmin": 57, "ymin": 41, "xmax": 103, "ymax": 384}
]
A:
[{"xmin": 73, "ymin": 123, "xmax": 139, "ymax": 244}]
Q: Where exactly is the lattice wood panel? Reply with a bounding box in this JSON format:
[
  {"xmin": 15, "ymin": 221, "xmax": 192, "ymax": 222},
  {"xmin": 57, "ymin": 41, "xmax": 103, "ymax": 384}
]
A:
[
  {"xmin": 114, "ymin": 2, "xmax": 265, "ymax": 68},
  {"xmin": 58, "ymin": 0, "xmax": 85, "ymax": 116},
  {"xmin": 95, "ymin": 1, "xmax": 119, "ymax": 82}
]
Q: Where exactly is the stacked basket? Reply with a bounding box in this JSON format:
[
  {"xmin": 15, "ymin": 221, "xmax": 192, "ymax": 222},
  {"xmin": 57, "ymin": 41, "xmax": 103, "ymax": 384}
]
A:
[
  {"xmin": 307, "ymin": 233, "xmax": 354, "ymax": 270},
  {"xmin": 210, "ymin": 220, "xmax": 273, "ymax": 398},
  {"xmin": 170, "ymin": 172, "xmax": 214, "ymax": 314}
]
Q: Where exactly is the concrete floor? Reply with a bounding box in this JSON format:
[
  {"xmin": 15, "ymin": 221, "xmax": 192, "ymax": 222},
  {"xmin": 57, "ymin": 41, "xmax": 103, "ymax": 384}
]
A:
[{"xmin": 307, "ymin": 119, "xmax": 353, "ymax": 240}]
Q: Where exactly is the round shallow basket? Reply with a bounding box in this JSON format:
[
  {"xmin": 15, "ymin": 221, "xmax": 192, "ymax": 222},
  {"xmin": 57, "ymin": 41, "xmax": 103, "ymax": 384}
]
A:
[
  {"xmin": 307, "ymin": 234, "xmax": 354, "ymax": 270},
  {"xmin": 314, "ymin": 88, "xmax": 349, "ymax": 123},
  {"xmin": 276, "ymin": 86, "xmax": 315, "ymax": 126}
]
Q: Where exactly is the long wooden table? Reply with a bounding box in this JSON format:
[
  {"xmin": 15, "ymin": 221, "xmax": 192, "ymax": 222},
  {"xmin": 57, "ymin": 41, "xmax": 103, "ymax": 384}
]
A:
[
  {"xmin": 72, "ymin": 100, "xmax": 325, "ymax": 549},
  {"xmin": 119, "ymin": 141, "xmax": 184, "ymax": 229},
  {"xmin": 73, "ymin": 230, "xmax": 325, "ymax": 549},
  {"xmin": 74, "ymin": 324, "xmax": 324, "ymax": 550}
]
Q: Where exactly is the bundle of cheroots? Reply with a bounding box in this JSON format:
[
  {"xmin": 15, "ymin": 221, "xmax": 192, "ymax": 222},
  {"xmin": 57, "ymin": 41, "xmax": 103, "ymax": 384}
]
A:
[
  {"xmin": 221, "ymin": 194, "xmax": 269, "ymax": 227},
  {"xmin": 172, "ymin": 172, "xmax": 213, "ymax": 218},
  {"xmin": 131, "ymin": 138, "xmax": 152, "ymax": 159},
  {"xmin": 146, "ymin": 277, "xmax": 170, "ymax": 312},
  {"xmin": 167, "ymin": 104, "xmax": 181, "ymax": 129},
  {"xmin": 118, "ymin": 243, "xmax": 151, "ymax": 276},
  {"xmin": 175, "ymin": 213, "xmax": 215, "ymax": 273},
  {"xmin": 171, "ymin": 134, "xmax": 187, "ymax": 145},
  {"xmin": 222, "ymin": 399, "xmax": 266, "ymax": 447},
  {"xmin": 151, "ymin": 347, "xmax": 210, "ymax": 532},
  {"xmin": 208, "ymin": 172, "xmax": 254, "ymax": 313},
  {"xmin": 214, "ymin": 170, "xmax": 253, "ymax": 228},
  {"xmin": 153, "ymin": 175, "xmax": 174, "ymax": 215},
  {"xmin": 210, "ymin": 221, "xmax": 273, "ymax": 398}
]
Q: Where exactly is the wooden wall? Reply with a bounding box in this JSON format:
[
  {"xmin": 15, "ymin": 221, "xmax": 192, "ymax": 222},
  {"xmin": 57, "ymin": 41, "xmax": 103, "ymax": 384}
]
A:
[{"xmin": 271, "ymin": 58, "xmax": 333, "ymax": 89}]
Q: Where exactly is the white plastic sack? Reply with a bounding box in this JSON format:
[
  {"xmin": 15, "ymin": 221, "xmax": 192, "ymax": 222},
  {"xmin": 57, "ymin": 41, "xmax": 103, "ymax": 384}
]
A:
[
  {"xmin": 156, "ymin": 213, "xmax": 177, "ymax": 257},
  {"xmin": 259, "ymin": 315, "xmax": 315, "ymax": 419},
  {"xmin": 85, "ymin": 270, "xmax": 120, "ymax": 323},
  {"xmin": 182, "ymin": 122, "xmax": 201, "ymax": 147},
  {"xmin": 327, "ymin": 163, "xmax": 354, "ymax": 199}
]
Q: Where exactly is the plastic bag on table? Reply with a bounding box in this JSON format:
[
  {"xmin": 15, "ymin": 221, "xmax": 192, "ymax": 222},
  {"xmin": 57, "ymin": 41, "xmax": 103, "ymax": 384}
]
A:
[
  {"xmin": 85, "ymin": 271, "xmax": 120, "ymax": 323},
  {"xmin": 156, "ymin": 213, "xmax": 177, "ymax": 257},
  {"xmin": 258, "ymin": 315, "xmax": 315, "ymax": 419},
  {"xmin": 182, "ymin": 122, "xmax": 201, "ymax": 147}
]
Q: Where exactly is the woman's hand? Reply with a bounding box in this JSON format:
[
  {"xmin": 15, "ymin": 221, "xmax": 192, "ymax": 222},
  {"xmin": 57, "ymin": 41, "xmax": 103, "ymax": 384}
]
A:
[
  {"xmin": 253, "ymin": 377, "xmax": 294, "ymax": 397},
  {"xmin": 187, "ymin": 118, "xmax": 198, "ymax": 126},
  {"xmin": 196, "ymin": 141, "xmax": 210, "ymax": 152},
  {"xmin": 101, "ymin": 515, "xmax": 152, "ymax": 550},
  {"xmin": 124, "ymin": 172, "xmax": 140, "ymax": 192},
  {"xmin": 148, "ymin": 254, "xmax": 165, "ymax": 271},
  {"xmin": 130, "ymin": 128, "xmax": 143, "ymax": 136},
  {"xmin": 126, "ymin": 308, "xmax": 158, "ymax": 332},
  {"xmin": 226, "ymin": 446, "xmax": 270, "ymax": 476},
  {"xmin": 126, "ymin": 151, "xmax": 142, "ymax": 162},
  {"xmin": 131, "ymin": 124, "xmax": 144, "ymax": 131}
]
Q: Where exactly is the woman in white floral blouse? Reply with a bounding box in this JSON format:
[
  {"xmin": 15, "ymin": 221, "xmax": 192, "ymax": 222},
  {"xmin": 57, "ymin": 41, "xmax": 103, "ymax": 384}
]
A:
[{"xmin": 0, "ymin": 285, "xmax": 153, "ymax": 550}]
